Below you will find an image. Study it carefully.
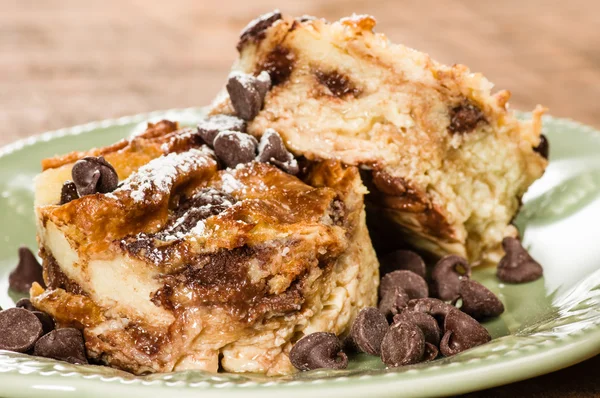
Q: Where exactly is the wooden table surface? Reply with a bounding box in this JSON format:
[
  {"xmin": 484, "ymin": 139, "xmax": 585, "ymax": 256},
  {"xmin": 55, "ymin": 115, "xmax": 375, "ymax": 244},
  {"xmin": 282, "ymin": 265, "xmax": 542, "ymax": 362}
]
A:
[{"xmin": 1, "ymin": 0, "xmax": 599, "ymax": 396}]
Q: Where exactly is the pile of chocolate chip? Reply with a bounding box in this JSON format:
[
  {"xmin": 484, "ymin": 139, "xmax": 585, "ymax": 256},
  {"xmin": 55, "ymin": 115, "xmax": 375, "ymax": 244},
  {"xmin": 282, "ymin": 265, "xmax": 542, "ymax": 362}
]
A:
[
  {"xmin": 196, "ymin": 71, "xmax": 298, "ymax": 175},
  {"xmin": 2, "ymin": 247, "xmax": 88, "ymax": 364},
  {"xmin": 290, "ymin": 238, "xmax": 543, "ymax": 371}
]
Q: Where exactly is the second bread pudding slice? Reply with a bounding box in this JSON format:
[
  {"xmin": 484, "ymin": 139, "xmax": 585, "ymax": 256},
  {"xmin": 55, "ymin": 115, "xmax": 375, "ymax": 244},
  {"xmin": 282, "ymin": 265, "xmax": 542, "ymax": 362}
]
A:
[
  {"xmin": 211, "ymin": 12, "xmax": 549, "ymax": 264},
  {"xmin": 31, "ymin": 120, "xmax": 378, "ymax": 375}
]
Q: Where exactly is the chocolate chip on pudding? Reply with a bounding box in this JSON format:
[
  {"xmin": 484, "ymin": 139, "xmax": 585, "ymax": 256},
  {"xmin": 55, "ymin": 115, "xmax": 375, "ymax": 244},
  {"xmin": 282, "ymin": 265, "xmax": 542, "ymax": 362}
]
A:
[
  {"xmin": 60, "ymin": 180, "xmax": 79, "ymax": 204},
  {"xmin": 213, "ymin": 130, "xmax": 258, "ymax": 168},
  {"xmin": 448, "ymin": 103, "xmax": 486, "ymax": 134},
  {"xmin": 227, "ymin": 71, "xmax": 272, "ymax": 121},
  {"xmin": 71, "ymin": 156, "xmax": 118, "ymax": 196},
  {"xmin": 197, "ymin": 115, "xmax": 247, "ymax": 147},
  {"xmin": 257, "ymin": 129, "xmax": 299, "ymax": 175},
  {"xmin": 237, "ymin": 10, "xmax": 282, "ymax": 52}
]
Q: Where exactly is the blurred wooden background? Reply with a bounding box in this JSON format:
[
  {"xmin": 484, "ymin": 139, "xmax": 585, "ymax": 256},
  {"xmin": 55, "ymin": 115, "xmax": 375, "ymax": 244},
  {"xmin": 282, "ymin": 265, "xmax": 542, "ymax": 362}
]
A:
[{"xmin": 1, "ymin": 0, "xmax": 599, "ymax": 396}]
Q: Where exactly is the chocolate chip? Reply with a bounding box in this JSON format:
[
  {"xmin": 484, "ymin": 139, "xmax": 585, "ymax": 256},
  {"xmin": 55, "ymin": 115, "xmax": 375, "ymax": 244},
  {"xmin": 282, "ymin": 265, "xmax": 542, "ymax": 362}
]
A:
[
  {"xmin": 255, "ymin": 71, "xmax": 272, "ymax": 100},
  {"xmin": 439, "ymin": 309, "xmax": 491, "ymax": 357},
  {"xmin": 380, "ymin": 321, "xmax": 425, "ymax": 367},
  {"xmin": 341, "ymin": 334, "xmax": 358, "ymax": 353},
  {"xmin": 0, "ymin": 308, "xmax": 43, "ymax": 352},
  {"xmin": 257, "ymin": 129, "xmax": 299, "ymax": 175},
  {"xmin": 315, "ymin": 70, "xmax": 360, "ymax": 98},
  {"xmin": 32, "ymin": 311, "xmax": 55, "ymax": 335},
  {"xmin": 213, "ymin": 130, "xmax": 258, "ymax": 168},
  {"xmin": 237, "ymin": 10, "xmax": 282, "ymax": 52},
  {"xmin": 378, "ymin": 287, "xmax": 409, "ymax": 321},
  {"xmin": 406, "ymin": 298, "xmax": 456, "ymax": 324},
  {"xmin": 289, "ymin": 332, "xmax": 348, "ymax": 371},
  {"xmin": 227, "ymin": 72, "xmax": 271, "ymax": 121},
  {"xmin": 34, "ymin": 328, "xmax": 88, "ymax": 364},
  {"xmin": 534, "ymin": 134, "xmax": 549, "ymax": 159},
  {"xmin": 380, "ymin": 270, "xmax": 428, "ymax": 300},
  {"xmin": 350, "ymin": 307, "xmax": 389, "ymax": 356},
  {"xmin": 458, "ymin": 279, "xmax": 505, "ymax": 320},
  {"xmin": 431, "ymin": 255, "xmax": 471, "ymax": 301},
  {"xmin": 60, "ymin": 181, "xmax": 79, "ymax": 204},
  {"xmin": 423, "ymin": 342, "xmax": 439, "ymax": 362},
  {"xmin": 9, "ymin": 247, "xmax": 44, "ymax": 293},
  {"xmin": 380, "ymin": 250, "xmax": 426, "ymax": 278},
  {"xmin": 497, "ymin": 237, "xmax": 543, "ymax": 283},
  {"xmin": 72, "ymin": 156, "xmax": 118, "ymax": 196},
  {"xmin": 15, "ymin": 298, "xmax": 37, "ymax": 312},
  {"xmin": 393, "ymin": 311, "xmax": 441, "ymax": 346},
  {"xmin": 449, "ymin": 103, "xmax": 485, "ymax": 133},
  {"xmin": 197, "ymin": 115, "xmax": 246, "ymax": 146}
]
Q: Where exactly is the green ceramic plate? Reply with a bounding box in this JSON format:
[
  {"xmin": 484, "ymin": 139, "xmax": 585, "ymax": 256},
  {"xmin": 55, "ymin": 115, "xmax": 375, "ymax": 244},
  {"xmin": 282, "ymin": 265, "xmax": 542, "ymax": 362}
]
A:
[{"xmin": 0, "ymin": 108, "xmax": 599, "ymax": 398}]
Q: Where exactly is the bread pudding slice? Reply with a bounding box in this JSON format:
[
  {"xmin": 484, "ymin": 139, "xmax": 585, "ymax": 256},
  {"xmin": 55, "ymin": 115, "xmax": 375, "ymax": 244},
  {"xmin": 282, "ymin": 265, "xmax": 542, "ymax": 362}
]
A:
[
  {"xmin": 31, "ymin": 121, "xmax": 378, "ymax": 375},
  {"xmin": 210, "ymin": 12, "xmax": 548, "ymax": 264}
]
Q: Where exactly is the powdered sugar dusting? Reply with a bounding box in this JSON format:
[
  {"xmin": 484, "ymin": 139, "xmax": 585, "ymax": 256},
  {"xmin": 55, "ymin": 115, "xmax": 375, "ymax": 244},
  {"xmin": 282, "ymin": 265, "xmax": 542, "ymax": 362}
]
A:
[
  {"xmin": 113, "ymin": 149, "xmax": 211, "ymax": 203},
  {"xmin": 221, "ymin": 173, "xmax": 244, "ymax": 194}
]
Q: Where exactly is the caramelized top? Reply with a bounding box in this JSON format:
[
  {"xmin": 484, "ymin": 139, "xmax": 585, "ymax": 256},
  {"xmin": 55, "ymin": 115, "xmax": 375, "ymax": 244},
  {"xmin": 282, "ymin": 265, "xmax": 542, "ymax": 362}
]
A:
[{"xmin": 37, "ymin": 120, "xmax": 362, "ymax": 323}]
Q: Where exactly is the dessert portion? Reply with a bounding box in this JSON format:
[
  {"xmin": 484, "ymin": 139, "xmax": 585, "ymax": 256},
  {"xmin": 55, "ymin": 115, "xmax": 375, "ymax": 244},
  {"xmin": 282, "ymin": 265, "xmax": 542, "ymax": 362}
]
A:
[
  {"xmin": 210, "ymin": 11, "xmax": 549, "ymax": 264},
  {"xmin": 31, "ymin": 118, "xmax": 379, "ymax": 375}
]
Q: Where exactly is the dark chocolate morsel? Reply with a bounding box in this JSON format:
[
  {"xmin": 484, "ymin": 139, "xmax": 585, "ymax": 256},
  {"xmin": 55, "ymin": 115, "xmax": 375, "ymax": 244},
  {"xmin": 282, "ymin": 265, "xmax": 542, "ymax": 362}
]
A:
[
  {"xmin": 380, "ymin": 270, "xmax": 428, "ymax": 300},
  {"xmin": 422, "ymin": 342, "xmax": 439, "ymax": 362},
  {"xmin": 497, "ymin": 237, "xmax": 544, "ymax": 283},
  {"xmin": 380, "ymin": 321, "xmax": 425, "ymax": 367},
  {"xmin": 60, "ymin": 181, "xmax": 79, "ymax": 205},
  {"xmin": 255, "ymin": 71, "xmax": 272, "ymax": 101},
  {"xmin": 350, "ymin": 307, "xmax": 389, "ymax": 356},
  {"xmin": 72, "ymin": 156, "xmax": 118, "ymax": 196},
  {"xmin": 431, "ymin": 255, "xmax": 471, "ymax": 301},
  {"xmin": 289, "ymin": 332, "xmax": 348, "ymax": 371},
  {"xmin": 380, "ymin": 250, "xmax": 426, "ymax": 279},
  {"xmin": 227, "ymin": 72, "xmax": 270, "ymax": 121},
  {"xmin": 439, "ymin": 309, "xmax": 491, "ymax": 357},
  {"xmin": 406, "ymin": 298, "xmax": 457, "ymax": 325},
  {"xmin": 9, "ymin": 247, "xmax": 44, "ymax": 294},
  {"xmin": 257, "ymin": 129, "xmax": 299, "ymax": 175},
  {"xmin": 15, "ymin": 298, "xmax": 37, "ymax": 312},
  {"xmin": 534, "ymin": 134, "xmax": 549, "ymax": 159},
  {"xmin": 213, "ymin": 130, "xmax": 258, "ymax": 168},
  {"xmin": 0, "ymin": 308, "xmax": 43, "ymax": 352},
  {"xmin": 458, "ymin": 279, "xmax": 505, "ymax": 320},
  {"xmin": 34, "ymin": 328, "xmax": 88, "ymax": 364},
  {"xmin": 32, "ymin": 311, "xmax": 55, "ymax": 335},
  {"xmin": 449, "ymin": 103, "xmax": 485, "ymax": 133},
  {"xmin": 196, "ymin": 115, "xmax": 246, "ymax": 147},
  {"xmin": 237, "ymin": 10, "xmax": 282, "ymax": 52},
  {"xmin": 393, "ymin": 311, "xmax": 441, "ymax": 346},
  {"xmin": 378, "ymin": 287, "xmax": 409, "ymax": 321}
]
